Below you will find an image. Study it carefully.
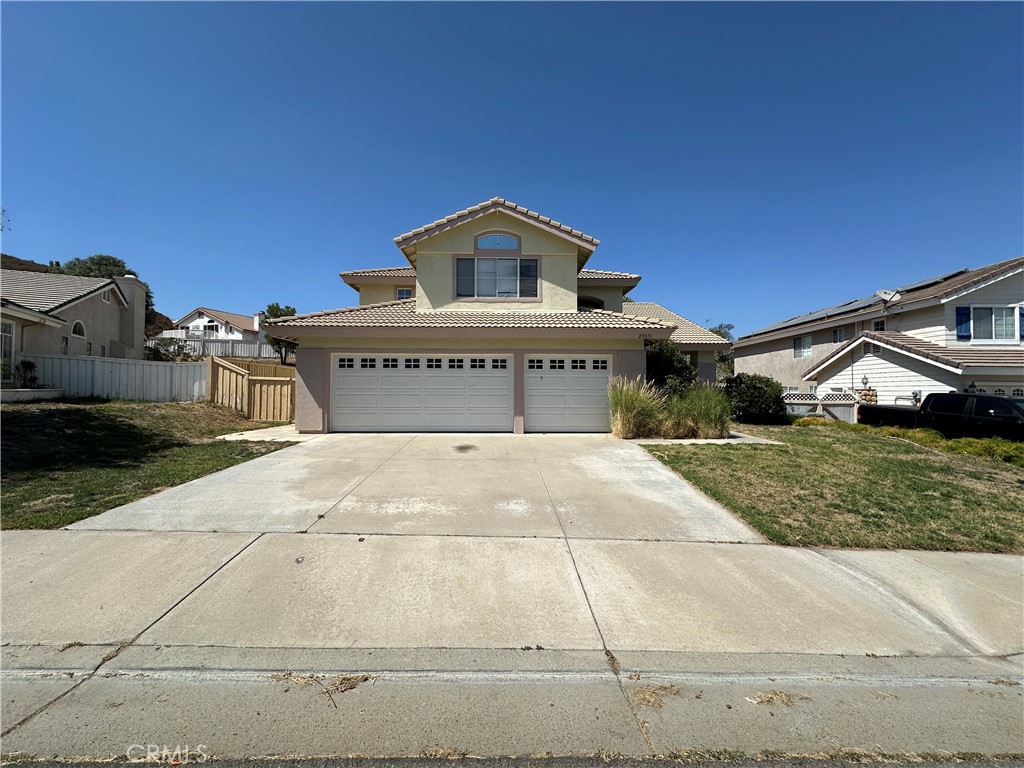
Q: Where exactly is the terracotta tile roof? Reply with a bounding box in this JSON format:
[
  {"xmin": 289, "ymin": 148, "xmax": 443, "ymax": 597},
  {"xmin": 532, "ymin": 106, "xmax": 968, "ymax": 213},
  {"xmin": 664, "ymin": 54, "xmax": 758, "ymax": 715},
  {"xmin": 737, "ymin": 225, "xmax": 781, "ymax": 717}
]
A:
[
  {"xmin": 578, "ymin": 269, "xmax": 640, "ymax": 281},
  {"xmin": 176, "ymin": 307, "xmax": 258, "ymax": 331},
  {"xmin": 805, "ymin": 331, "xmax": 1024, "ymax": 378},
  {"xmin": 341, "ymin": 266, "xmax": 638, "ymax": 281},
  {"xmin": 743, "ymin": 255, "xmax": 1024, "ymax": 340},
  {"xmin": 1, "ymin": 268, "xmax": 120, "ymax": 313},
  {"xmin": 621, "ymin": 302, "xmax": 731, "ymax": 346},
  {"xmin": 268, "ymin": 299, "xmax": 677, "ymax": 331},
  {"xmin": 394, "ymin": 197, "xmax": 600, "ymax": 249}
]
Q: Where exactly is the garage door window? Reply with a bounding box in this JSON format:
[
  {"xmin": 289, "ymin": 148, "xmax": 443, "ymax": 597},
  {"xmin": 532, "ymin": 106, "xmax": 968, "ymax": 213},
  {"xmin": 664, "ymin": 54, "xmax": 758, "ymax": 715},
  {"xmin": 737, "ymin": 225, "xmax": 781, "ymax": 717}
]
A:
[
  {"xmin": 383, "ymin": 358, "xmax": 399, "ymax": 369},
  {"xmin": 592, "ymin": 359, "xmax": 608, "ymax": 370},
  {"xmin": 448, "ymin": 359, "xmax": 464, "ymax": 369},
  {"xmin": 405, "ymin": 358, "xmax": 420, "ymax": 369},
  {"xmin": 491, "ymin": 359, "xmax": 507, "ymax": 369},
  {"xmin": 549, "ymin": 359, "xmax": 565, "ymax": 370},
  {"xmin": 528, "ymin": 359, "xmax": 543, "ymax": 369},
  {"xmin": 361, "ymin": 358, "xmax": 376, "ymax": 369},
  {"xmin": 470, "ymin": 358, "xmax": 486, "ymax": 369},
  {"xmin": 571, "ymin": 359, "xmax": 586, "ymax": 370},
  {"xmin": 338, "ymin": 358, "xmax": 354, "ymax": 368},
  {"xmin": 426, "ymin": 358, "xmax": 442, "ymax": 369}
]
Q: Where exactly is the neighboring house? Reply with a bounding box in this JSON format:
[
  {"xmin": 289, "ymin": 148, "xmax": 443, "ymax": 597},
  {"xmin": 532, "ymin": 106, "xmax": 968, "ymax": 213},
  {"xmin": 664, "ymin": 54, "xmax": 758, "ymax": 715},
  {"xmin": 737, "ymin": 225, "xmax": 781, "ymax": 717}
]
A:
[
  {"xmin": 620, "ymin": 302, "xmax": 730, "ymax": 381},
  {"xmin": 163, "ymin": 307, "xmax": 267, "ymax": 342},
  {"xmin": 268, "ymin": 197, "xmax": 678, "ymax": 433},
  {"xmin": 1, "ymin": 268, "xmax": 148, "ymax": 381},
  {"xmin": 734, "ymin": 256, "xmax": 1024, "ymax": 404}
]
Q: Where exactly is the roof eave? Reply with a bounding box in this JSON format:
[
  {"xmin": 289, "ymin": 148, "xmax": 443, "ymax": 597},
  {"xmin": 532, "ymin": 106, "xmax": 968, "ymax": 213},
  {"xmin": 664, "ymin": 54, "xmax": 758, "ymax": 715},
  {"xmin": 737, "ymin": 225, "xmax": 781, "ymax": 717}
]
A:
[{"xmin": 0, "ymin": 301, "xmax": 65, "ymax": 327}]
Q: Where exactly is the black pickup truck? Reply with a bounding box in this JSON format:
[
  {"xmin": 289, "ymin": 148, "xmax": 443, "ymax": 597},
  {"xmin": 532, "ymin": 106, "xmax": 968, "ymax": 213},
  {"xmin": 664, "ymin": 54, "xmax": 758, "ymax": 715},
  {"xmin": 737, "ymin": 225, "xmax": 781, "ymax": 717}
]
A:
[{"xmin": 858, "ymin": 392, "xmax": 1024, "ymax": 441}]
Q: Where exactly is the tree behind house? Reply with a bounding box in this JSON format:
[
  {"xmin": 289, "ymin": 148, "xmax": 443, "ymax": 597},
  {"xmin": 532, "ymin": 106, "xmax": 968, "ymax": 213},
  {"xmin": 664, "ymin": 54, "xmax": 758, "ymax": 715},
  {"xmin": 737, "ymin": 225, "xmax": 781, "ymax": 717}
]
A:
[{"xmin": 263, "ymin": 303, "xmax": 298, "ymax": 364}]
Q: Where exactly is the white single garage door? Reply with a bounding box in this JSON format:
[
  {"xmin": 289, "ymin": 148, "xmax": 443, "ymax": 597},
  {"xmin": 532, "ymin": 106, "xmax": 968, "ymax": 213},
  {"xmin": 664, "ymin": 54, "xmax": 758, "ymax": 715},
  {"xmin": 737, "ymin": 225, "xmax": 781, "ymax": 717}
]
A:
[
  {"xmin": 525, "ymin": 356, "xmax": 612, "ymax": 433},
  {"xmin": 331, "ymin": 354, "xmax": 513, "ymax": 432}
]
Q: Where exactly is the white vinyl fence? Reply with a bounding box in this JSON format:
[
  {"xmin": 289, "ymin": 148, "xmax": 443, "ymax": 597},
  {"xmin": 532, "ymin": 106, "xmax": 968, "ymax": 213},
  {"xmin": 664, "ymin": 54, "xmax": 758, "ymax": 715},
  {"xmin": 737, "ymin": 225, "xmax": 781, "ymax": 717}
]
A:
[
  {"xmin": 21, "ymin": 354, "xmax": 207, "ymax": 402},
  {"xmin": 147, "ymin": 338, "xmax": 279, "ymax": 358}
]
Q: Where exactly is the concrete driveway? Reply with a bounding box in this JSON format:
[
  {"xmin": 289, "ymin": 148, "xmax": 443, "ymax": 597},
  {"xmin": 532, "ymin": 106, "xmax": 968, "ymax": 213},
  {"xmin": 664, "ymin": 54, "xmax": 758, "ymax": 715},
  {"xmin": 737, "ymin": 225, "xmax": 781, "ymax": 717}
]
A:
[
  {"xmin": 3, "ymin": 433, "xmax": 1022, "ymax": 758},
  {"xmin": 67, "ymin": 434, "xmax": 764, "ymax": 542}
]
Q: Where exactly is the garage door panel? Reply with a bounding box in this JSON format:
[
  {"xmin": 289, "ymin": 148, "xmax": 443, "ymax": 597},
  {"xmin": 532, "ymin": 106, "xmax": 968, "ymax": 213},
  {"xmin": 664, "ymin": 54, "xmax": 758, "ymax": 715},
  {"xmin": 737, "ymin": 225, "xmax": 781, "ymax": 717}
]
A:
[
  {"xmin": 525, "ymin": 357, "xmax": 611, "ymax": 433},
  {"xmin": 332, "ymin": 355, "xmax": 512, "ymax": 432}
]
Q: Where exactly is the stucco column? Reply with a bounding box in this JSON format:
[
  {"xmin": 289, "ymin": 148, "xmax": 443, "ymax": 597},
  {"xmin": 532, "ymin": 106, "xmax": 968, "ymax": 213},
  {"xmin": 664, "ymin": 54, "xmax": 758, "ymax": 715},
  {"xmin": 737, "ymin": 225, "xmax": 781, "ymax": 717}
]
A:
[{"xmin": 513, "ymin": 350, "xmax": 526, "ymax": 434}]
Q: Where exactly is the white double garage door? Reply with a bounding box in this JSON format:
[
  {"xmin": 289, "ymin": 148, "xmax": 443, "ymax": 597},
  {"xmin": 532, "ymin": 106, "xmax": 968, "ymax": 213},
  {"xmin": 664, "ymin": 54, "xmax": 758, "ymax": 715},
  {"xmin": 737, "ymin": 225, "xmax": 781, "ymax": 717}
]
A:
[{"xmin": 331, "ymin": 353, "xmax": 612, "ymax": 433}]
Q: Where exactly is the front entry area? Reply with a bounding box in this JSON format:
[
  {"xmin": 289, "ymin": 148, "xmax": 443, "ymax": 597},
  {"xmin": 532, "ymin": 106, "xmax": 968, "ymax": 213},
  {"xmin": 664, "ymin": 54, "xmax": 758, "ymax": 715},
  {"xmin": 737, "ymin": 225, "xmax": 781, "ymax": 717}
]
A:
[{"xmin": 331, "ymin": 354, "xmax": 514, "ymax": 432}]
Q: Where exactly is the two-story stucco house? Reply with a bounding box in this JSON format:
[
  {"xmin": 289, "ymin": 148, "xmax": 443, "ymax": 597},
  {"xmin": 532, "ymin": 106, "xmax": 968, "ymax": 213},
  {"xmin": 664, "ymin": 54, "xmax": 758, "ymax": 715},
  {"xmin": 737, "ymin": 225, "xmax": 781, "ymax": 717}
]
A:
[
  {"xmin": 1, "ymin": 268, "xmax": 148, "ymax": 382},
  {"xmin": 734, "ymin": 256, "xmax": 1024, "ymax": 405},
  {"xmin": 268, "ymin": 197, "xmax": 680, "ymax": 433},
  {"xmin": 163, "ymin": 307, "xmax": 266, "ymax": 342}
]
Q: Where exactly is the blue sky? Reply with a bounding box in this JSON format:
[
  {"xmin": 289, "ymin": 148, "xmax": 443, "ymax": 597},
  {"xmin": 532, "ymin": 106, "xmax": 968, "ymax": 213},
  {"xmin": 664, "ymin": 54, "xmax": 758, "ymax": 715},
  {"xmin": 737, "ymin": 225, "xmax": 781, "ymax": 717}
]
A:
[{"xmin": 2, "ymin": 2, "xmax": 1021, "ymax": 335}]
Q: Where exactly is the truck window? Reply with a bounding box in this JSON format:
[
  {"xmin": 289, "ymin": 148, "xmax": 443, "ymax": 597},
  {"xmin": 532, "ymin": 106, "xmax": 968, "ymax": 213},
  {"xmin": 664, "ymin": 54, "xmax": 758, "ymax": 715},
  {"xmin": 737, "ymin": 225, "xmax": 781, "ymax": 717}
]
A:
[
  {"xmin": 928, "ymin": 394, "xmax": 967, "ymax": 415},
  {"xmin": 976, "ymin": 398, "xmax": 1015, "ymax": 417}
]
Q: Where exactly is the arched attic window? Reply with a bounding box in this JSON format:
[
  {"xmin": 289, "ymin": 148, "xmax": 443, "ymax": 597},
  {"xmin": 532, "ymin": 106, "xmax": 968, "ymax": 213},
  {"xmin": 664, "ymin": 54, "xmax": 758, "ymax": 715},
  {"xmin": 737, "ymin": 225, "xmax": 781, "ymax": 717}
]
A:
[
  {"xmin": 71, "ymin": 321, "xmax": 87, "ymax": 337},
  {"xmin": 476, "ymin": 233, "xmax": 520, "ymax": 251}
]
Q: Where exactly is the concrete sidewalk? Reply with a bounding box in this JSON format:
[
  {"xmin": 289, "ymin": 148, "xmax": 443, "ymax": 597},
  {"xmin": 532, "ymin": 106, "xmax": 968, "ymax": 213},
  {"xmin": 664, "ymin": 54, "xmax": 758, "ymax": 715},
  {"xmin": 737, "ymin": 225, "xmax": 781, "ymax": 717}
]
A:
[{"xmin": 2, "ymin": 529, "xmax": 1021, "ymax": 758}]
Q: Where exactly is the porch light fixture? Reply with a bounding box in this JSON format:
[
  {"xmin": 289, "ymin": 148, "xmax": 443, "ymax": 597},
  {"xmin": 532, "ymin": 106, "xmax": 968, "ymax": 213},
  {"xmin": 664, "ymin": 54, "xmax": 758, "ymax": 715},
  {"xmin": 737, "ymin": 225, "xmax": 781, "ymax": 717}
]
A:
[
  {"xmin": 967, "ymin": 382, "xmax": 978, "ymax": 394},
  {"xmin": 861, "ymin": 375, "xmax": 869, "ymax": 388}
]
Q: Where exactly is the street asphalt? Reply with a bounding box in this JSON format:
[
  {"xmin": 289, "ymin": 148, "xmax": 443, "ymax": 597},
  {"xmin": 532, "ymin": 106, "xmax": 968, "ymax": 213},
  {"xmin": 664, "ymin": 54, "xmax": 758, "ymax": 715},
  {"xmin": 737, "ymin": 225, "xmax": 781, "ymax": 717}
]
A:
[{"xmin": 2, "ymin": 433, "xmax": 1022, "ymax": 760}]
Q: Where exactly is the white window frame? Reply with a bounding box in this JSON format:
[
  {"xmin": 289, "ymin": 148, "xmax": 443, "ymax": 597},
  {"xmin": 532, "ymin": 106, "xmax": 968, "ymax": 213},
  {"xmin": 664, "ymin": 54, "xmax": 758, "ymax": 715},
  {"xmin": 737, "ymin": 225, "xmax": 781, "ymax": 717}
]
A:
[
  {"xmin": 793, "ymin": 335, "xmax": 812, "ymax": 358},
  {"xmin": 970, "ymin": 304, "xmax": 1020, "ymax": 345},
  {"xmin": 396, "ymin": 287, "xmax": 414, "ymax": 301},
  {"xmin": 872, "ymin": 319, "xmax": 886, "ymax": 332},
  {"xmin": 71, "ymin": 320, "xmax": 87, "ymax": 338},
  {"xmin": 101, "ymin": 289, "xmax": 111, "ymax": 303},
  {"xmin": 455, "ymin": 256, "xmax": 540, "ymax": 300},
  {"xmin": 1, "ymin": 320, "xmax": 14, "ymax": 381}
]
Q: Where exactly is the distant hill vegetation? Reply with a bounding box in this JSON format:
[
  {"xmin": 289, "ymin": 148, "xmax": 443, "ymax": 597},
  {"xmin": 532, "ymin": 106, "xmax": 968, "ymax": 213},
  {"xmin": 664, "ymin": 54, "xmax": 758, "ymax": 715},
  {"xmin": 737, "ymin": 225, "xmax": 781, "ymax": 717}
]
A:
[{"xmin": 1, "ymin": 254, "xmax": 48, "ymax": 272}]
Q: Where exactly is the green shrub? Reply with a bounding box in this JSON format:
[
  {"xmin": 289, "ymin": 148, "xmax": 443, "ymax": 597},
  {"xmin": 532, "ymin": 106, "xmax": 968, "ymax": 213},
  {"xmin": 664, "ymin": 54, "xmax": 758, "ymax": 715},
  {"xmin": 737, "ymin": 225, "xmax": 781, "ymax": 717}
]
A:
[
  {"xmin": 608, "ymin": 375, "xmax": 665, "ymax": 439},
  {"xmin": 662, "ymin": 384, "xmax": 732, "ymax": 439},
  {"xmin": 646, "ymin": 340, "xmax": 697, "ymax": 393},
  {"xmin": 724, "ymin": 373, "xmax": 787, "ymax": 424}
]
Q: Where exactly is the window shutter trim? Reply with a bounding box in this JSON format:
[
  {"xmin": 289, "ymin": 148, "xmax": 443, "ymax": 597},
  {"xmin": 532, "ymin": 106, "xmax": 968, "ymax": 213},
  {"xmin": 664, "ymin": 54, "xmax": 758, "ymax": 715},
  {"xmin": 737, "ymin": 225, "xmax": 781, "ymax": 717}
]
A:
[{"xmin": 955, "ymin": 306, "xmax": 971, "ymax": 341}]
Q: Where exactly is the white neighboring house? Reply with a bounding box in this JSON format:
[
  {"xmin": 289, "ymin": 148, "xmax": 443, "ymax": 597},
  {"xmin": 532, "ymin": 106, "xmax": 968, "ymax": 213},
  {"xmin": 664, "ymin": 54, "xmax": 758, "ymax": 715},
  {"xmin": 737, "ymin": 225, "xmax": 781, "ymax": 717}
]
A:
[
  {"xmin": 734, "ymin": 255, "xmax": 1024, "ymax": 405},
  {"xmin": 162, "ymin": 307, "xmax": 267, "ymax": 342}
]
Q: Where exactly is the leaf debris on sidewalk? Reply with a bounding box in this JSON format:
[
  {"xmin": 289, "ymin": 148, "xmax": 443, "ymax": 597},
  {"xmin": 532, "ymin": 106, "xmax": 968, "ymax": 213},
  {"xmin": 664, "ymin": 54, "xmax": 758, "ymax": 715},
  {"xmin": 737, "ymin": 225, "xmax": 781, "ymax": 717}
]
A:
[
  {"xmin": 268, "ymin": 671, "xmax": 376, "ymax": 707},
  {"xmin": 630, "ymin": 683, "xmax": 680, "ymax": 709},
  {"xmin": 745, "ymin": 688, "xmax": 811, "ymax": 706}
]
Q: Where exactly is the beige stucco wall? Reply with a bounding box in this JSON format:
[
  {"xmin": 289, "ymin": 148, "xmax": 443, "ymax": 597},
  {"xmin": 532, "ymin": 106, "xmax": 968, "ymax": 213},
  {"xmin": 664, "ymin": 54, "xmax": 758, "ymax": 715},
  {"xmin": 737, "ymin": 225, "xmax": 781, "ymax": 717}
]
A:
[
  {"xmin": 413, "ymin": 211, "xmax": 580, "ymax": 313},
  {"xmin": 19, "ymin": 288, "xmax": 145, "ymax": 360},
  {"xmin": 357, "ymin": 284, "xmax": 415, "ymax": 305},
  {"xmin": 580, "ymin": 286, "xmax": 625, "ymax": 312},
  {"xmin": 295, "ymin": 347, "xmax": 328, "ymax": 432}
]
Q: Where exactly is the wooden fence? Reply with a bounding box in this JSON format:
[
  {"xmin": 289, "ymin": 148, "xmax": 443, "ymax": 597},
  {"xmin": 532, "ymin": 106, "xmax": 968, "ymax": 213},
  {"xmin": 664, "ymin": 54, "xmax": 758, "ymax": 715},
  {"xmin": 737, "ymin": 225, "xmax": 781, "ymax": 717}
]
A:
[
  {"xmin": 208, "ymin": 357, "xmax": 295, "ymax": 422},
  {"xmin": 20, "ymin": 354, "xmax": 207, "ymax": 402},
  {"xmin": 222, "ymin": 358, "xmax": 296, "ymax": 379}
]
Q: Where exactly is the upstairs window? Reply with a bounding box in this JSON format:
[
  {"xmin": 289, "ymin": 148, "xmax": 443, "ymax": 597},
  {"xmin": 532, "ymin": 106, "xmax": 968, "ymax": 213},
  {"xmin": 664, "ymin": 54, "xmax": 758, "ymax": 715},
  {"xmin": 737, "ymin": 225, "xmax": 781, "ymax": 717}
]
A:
[
  {"xmin": 972, "ymin": 306, "xmax": 1017, "ymax": 342},
  {"xmin": 832, "ymin": 328, "xmax": 845, "ymax": 343},
  {"xmin": 793, "ymin": 335, "xmax": 812, "ymax": 358},
  {"xmin": 456, "ymin": 257, "xmax": 538, "ymax": 298},
  {"xmin": 396, "ymin": 287, "xmax": 414, "ymax": 300},
  {"xmin": 71, "ymin": 321, "xmax": 87, "ymax": 337},
  {"xmin": 872, "ymin": 319, "xmax": 886, "ymax": 332}
]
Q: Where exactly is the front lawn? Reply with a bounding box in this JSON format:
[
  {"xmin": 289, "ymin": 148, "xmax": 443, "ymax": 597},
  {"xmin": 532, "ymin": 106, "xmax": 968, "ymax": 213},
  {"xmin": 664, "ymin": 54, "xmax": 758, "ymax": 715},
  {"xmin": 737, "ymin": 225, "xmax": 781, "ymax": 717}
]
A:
[
  {"xmin": 1, "ymin": 400, "xmax": 292, "ymax": 530},
  {"xmin": 646, "ymin": 421, "xmax": 1024, "ymax": 553}
]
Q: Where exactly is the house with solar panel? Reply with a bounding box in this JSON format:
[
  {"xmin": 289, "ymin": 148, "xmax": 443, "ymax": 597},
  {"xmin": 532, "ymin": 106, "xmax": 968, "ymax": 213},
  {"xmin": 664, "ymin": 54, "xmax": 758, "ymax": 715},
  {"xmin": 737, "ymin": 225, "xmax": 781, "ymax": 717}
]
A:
[{"xmin": 733, "ymin": 256, "xmax": 1024, "ymax": 405}]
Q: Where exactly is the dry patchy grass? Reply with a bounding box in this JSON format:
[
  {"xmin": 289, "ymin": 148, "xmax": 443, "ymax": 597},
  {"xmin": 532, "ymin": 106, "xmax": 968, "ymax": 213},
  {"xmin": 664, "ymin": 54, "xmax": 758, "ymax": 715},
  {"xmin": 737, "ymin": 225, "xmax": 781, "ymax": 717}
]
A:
[
  {"xmin": 647, "ymin": 422, "xmax": 1024, "ymax": 553},
  {"xmin": 1, "ymin": 400, "xmax": 291, "ymax": 529}
]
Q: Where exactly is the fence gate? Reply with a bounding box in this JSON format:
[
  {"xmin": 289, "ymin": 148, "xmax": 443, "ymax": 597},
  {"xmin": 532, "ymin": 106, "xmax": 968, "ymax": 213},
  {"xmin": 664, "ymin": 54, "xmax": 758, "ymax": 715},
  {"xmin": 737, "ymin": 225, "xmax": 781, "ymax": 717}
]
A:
[
  {"xmin": 208, "ymin": 356, "xmax": 295, "ymax": 422},
  {"xmin": 783, "ymin": 392, "xmax": 858, "ymax": 424}
]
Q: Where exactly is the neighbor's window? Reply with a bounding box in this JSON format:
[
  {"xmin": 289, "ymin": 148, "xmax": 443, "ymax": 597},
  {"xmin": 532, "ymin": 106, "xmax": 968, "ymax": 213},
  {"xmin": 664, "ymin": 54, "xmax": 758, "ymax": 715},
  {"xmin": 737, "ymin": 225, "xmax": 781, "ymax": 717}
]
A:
[
  {"xmin": 832, "ymin": 328, "xmax": 845, "ymax": 343},
  {"xmin": 71, "ymin": 320, "xmax": 86, "ymax": 337},
  {"xmin": 61, "ymin": 336, "xmax": 69, "ymax": 355},
  {"xmin": 972, "ymin": 306, "xmax": 1017, "ymax": 342},
  {"xmin": 86, "ymin": 342, "xmax": 93, "ymax": 355},
  {"xmin": 793, "ymin": 335, "xmax": 812, "ymax": 358},
  {"xmin": 100, "ymin": 289, "xmax": 111, "ymax": 303},
  {"xmin": 456, "ymin": 257, "xmax": 538, "ymax": 299},
  {"xmin": 872, "ymin": 319, "xmax": 886, "ymax": 332},
  {"xmin": 396, "ymin": 288, "xmax": 413, "ymax": 300},
  {"xmin": 1, "ymin": 321, "xmax": 13, "ymax": 379}
]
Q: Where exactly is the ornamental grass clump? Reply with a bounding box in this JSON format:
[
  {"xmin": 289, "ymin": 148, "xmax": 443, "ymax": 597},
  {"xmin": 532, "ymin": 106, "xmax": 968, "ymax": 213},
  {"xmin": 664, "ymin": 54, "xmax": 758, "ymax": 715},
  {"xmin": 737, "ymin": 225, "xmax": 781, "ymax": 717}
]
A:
[
  {"xmin": 662, "ymin": 384, "xmax": 731, "ymax": 439},
  {"xmin": 608, "ymin": 375, "xmax": 665, "ymax": 439}
]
